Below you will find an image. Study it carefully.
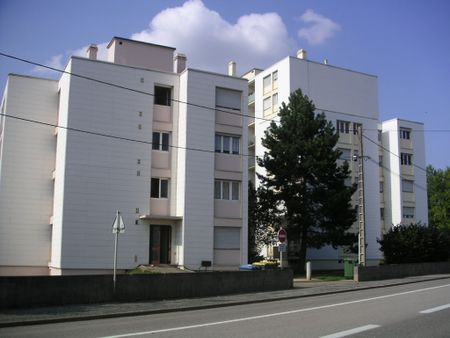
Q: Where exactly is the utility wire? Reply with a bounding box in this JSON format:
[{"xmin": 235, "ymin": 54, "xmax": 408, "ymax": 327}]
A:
[
  {"xmin": 2, "ymin": 52, "xmax": 448, "ymax": 134},
  {"xmin": 0, "ymin": 112, "xmax": 255, "ymax": 157},
  {"xmin": 362, "ymin": 133, "xmax": 427, "ymax": 173}
]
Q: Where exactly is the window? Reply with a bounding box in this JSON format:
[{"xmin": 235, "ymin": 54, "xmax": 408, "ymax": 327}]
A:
[
  {"xmin": 353, "ymin": 123, "xmax": 362, "ymax": 135},
  {"xmin": 151, "ymin": 178, "xmax": 169, "ymax": 198},
  {"xmin": 272, "ymin": 93, "xmax": 278, "ymax": 110},
  {"xmin": 380, "ymin": 208, "xmax": 385, "ymax": 221},
  {"xmin": 152, "ymin": 132, "xmax": 170, "ymax": 151},
  {"xmin": 263, "ymin": 97, "xmax": 272, "ymax": 114},
  {"xmin": 214, "ymin": 227, "xmax": 240, "ymax": 250},
  {"xmin": 402, "ymin": 179, "xmax": 414, "ymax": 192},
  {"xmin": 338, "ymin": 148, "xmax": 351, "ymax": 161},
  {"xmin": 337, "ymin": 120, "xmax": 350, "ymax": 134},
  {"xmin": 214, "ymin": 180, "xmax": 240, "ymax": 200},
  {"xmin": 403, "ymin": 207, "xmax": 414, "ymax": 219},
  {"xmin": 378, "ymin": 130, "xmax": 382, "ymax": 142},
  {"xmin": 379, "ymin": 155, "xmax": 383, "ymax": 167},
  {"xmin": 379, "ymin": 182, "xmax": 384, "ymax": 193},
  {"xmin": 401, "ymin": 153, "xmax": 412, "ymax": 166},
  {"xmin": 400, "ymin": 128, "xmax": 411, "ymax": 140},
  {"xmin": 272, "ymin": 71, "xmax": 278, "ymax": 89},
  {"xmin": 215, "ymin": 134, "xmax": 240, "ymax": 154},
  {"xmin": 263, "ymin": 75, "xmax": 271, "ymax": 94},
  {"xmin": 216, "ymin": 88, "xmax": 241, "ymax": 110},
  {"xmin": 154, "ymin": 86, "xmax": 171, "ymax": 106}
]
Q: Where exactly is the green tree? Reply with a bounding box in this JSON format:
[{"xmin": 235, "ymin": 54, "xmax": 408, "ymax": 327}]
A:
[
  {"xmin": 257, "ymin": 89, "xmax": 357, "ymax": 272},
  {"xmin": 427, "ymin": 165, "xmax": 450, "ymax": 231},
  {"xmin": 248, "ymin": 180, "xmax": 277, "ymax": 262},
  {"xmin": 378, "ymin": 223, "xmax": 449, "ymax": 264}
]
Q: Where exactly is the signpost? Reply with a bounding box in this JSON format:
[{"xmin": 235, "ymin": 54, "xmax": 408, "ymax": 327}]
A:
[
  {"xmin": 112, "ymin": 210, "xmax": 125, "ymax": 294},
  {"xmin": 277, "ymin": 228, "xmax": 287, "ymax": 268}
]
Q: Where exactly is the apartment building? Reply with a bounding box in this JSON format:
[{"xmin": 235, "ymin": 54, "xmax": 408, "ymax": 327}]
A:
[
  {"xmin": 379, "ymin": 119, "xmax": 428, "ymax": 230},
  {"xmin": 0, "ymin": 37, "xmax": 248, "ymax": 275},
  {"xmin": 245, "ymin": 50, "xmax": 427, "ymax": 268}
]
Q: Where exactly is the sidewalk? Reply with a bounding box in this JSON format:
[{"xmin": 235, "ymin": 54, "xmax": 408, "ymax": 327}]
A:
[{"xmin": 1, "ymin": 274, "xmax": 449, "ymax": 327}]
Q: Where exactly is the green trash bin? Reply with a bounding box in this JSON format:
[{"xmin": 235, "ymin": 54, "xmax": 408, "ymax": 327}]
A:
[{"xmin": 344, "ymin": 258, "xmax": 356, "ymax": 278}]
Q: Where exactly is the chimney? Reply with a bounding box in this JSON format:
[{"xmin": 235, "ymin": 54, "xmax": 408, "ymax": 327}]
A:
[
  {"xmin": 297, "ymin": 49, "xmax": 307, "ymax": 60},
  {"xmin": 86, "ymin": 44, "xmax": 98, "ymax": 60},
  {"xmin": 228, "ymin": 61, "xmax": 236, "ymax": 76},
  {"xmin": 174, "ymin": 53, "xmax": 187, "ymax": 73}
]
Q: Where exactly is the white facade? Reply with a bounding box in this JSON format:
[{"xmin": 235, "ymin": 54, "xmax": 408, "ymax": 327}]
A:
[
  {"xmin": 380, "ymin": 118, "xmax": 428, "ymax": 229},
  {"xmin": 0, "ymin": 37, "xmax": 248, "ymax": 275},
  {"xmin": 246, "ymin": 53, "xmax": 427, "ymax": 268}
]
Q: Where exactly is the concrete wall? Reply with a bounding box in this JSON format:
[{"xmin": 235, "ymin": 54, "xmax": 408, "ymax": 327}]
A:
[
  {"xmin": 0, "ymin": 75, "xmax": 58, "ymax": 275},
  {"xmin": 354, "ymin": 262, "xmax": 450, "ymax": 281},
  {"xmin": 0, "ymin": 269, "xmax": 293, "ymax": 309}
]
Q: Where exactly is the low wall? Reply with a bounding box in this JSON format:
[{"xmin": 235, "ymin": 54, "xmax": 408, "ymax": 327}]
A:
[
  {"xmin": 0, "ymin": 269, "xmax": 293, "ymax": 309},
  {"xmin": 354, "ymin": 261, "xmax": 450, "ymax": 282}
]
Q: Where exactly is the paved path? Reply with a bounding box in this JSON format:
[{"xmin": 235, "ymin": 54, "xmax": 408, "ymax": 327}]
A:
[{"xmin": 1, "ymin": 274, "xmax": 449, "ymax": 327}]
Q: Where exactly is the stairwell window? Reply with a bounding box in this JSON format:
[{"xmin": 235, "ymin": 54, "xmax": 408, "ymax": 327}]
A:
[
  {"xmin": 403, "ymin": 207, "xmax": 414, "ymax": 219},
  {"xmin": 151, "ymin": 178, "xmax": 169, "ymax": 198},
  {"xmin": 400, "ymin": 128, "xmax": 411, "ymax": 140},
  {"xmin": 215, "ymin": 134, "xmax": 240, "ymax": 154},
  {"xmin": 337, "ymin": 120, "xmax": 350, "ymax": 134},
  {"xmin": 214, "ymin": 180, "xmax": 240, "ymax": 200},
  {"xmin": 154, "ymin": 86, "xmax": 171, "ymax": 106},
  {"xmin": 263, "ymin": 75, "xmax": 271, "ymax": 94},
  {"xmin": 401, "ymin": 153, "xmax": 412, "ymax": 166},
  {"xmin": 402, "ymin": 179, "xmax": 414, "ymax": 192},
  {"xmin": 152, "ymin": 132, "xmax": 170, "ymax": 151}
]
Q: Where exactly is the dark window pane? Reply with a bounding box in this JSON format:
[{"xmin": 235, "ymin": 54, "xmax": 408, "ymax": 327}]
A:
[
  {"xmin": 161, "ymin": 133, "xmax": 169, "ymax": 151},
  {"xmin": 223, "ymin": 136, "xmax": 230, "ymax": 154},
  {"xmin": 151, "ymin": 178, "xmax": 159, "ymax": 198},
  {"xmin": 160, "ymin": 179, "xmax": 168, "ymax": 198},
  {"xmin": 152, "ymin": 132, "xmax": 160, "ymax": 150},
  {"xmin": 215, "ymin": 135, "xmax": 221, "ymax": 153},
  {"xmin": 232, "ymin": 137, "xmax": 240, "ymax": 154},
  {"xmin": 154, "ymin": 86, "xmax": 171, "ymax": 106}
]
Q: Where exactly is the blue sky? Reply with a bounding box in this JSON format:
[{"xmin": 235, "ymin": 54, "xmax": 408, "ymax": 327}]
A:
[{"xmin": 1, "ymin": 0, "xmax": 449, "ymax": 169}]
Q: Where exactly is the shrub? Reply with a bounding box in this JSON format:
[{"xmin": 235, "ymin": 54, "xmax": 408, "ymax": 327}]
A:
[{"xmin": 378, "ymin": 223, "xmax": 449, "ymax": 264}]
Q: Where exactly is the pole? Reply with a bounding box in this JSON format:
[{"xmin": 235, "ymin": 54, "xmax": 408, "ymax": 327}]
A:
[
  {"xmin": 280, "ymin": 246, "xmax": 283, "ymax": 269},
  {"xmin": 113, "ymin": 231, "xmax": 118, "ymax": 294},
  {"xmin": 306, "ymin": 261, "xmax": 311, "ymax": 280},
  {"xmin": 357, "ymin": 125, "xmax": 366, "ymax": 266}
]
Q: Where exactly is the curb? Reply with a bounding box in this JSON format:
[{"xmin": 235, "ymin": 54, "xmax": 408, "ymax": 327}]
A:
[{"xmin": 1, "ymin": 275, "xmax": 449, "ymax": 328}]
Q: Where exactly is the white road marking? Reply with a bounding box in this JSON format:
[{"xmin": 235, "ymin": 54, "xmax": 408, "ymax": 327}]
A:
[
  {"xmin": 319, "ymin": 324, "xmax": 380, "ymax": 338},
  {"xmin": 100, "ymin": 283, "xmax": 450, "ymax": 338},
  {"xmin": 420, "ymin": 303, "xmax": 450, "ymax": 314}
]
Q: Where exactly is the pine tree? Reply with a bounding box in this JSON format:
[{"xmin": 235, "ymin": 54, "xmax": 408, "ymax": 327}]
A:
[{"xmin": 257, "ymin": 89, "xmax": 357, "ymax": 272}]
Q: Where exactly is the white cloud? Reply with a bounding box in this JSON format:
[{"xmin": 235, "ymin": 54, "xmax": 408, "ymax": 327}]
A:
[
  {"xmin": 298, "ymin": 9, "xmax": 341, "ymax": 45},
  {"xmin": 32, "ymin": 54, "xmax": 64, "ymax": 76},
  {"xmin": 33, "ymin": 0, "xmax": 296, "ymax": 76},
  {"xmin": 131, "ymin": 0, "xmax": 294, "ymax": 74}
]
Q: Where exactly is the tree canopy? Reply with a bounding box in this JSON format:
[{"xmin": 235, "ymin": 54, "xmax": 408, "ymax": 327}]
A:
[
  {"xmin": 256, "ymin": 89, "xmax": 357, "ymax": 271},
  {"xmin": 427, "ymin": 165, "xmax": 450, "ymax": 231}
]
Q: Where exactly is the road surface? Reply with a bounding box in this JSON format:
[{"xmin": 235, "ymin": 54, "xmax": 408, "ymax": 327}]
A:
[{"xmin": 1, "ymin": 279, "xmax": 449, "ymax": 337}]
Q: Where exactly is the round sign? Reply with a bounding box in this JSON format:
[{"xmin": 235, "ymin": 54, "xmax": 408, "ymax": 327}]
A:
[{"xmin": 278, "ymin": 228, "xmax": 287, "ymax": 243}]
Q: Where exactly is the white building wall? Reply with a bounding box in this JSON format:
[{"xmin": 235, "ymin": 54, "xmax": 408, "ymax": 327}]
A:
[
  {"xmin": 252, "ymin": 56, "xmax": 383, "ymax": 265},
  {"xmin": 53, "ymin": 57, "xmax": 179, "ymax": 271},
  {"xmin": 181, "ymin": 69, "xmax": 248, "ymax": 269},
  {"xmin": 0, "ymin": 75, "xmax": 58, "ymax": 275}
]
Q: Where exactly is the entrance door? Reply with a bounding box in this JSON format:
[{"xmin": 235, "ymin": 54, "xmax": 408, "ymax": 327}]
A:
[{"xmin": 150, "ymin": 225, "xmax": 171, "ymax": 265}]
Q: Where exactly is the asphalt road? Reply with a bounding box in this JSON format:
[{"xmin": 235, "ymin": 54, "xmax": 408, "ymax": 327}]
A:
[{"xmin": 1, "ymin": 279, "xmax": 450, "ymax": 338}]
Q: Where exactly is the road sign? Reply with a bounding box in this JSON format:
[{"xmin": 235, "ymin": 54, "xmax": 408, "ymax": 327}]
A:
[
  {"xmin": 278, "ymin": 228, "xmax": 287, "ymax": 243},
  {"xmin": 278, "ymin": 243, "xmax": 286, "ymax": 252},
  {"xmin": 112, "ymin": 211, "xmax": 125, "ymax": 234}
]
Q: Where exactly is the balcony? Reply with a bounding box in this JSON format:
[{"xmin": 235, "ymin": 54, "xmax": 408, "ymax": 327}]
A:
[{"xmin": 248, "ymin": 93, "xmax": 255, "ymax": 105}]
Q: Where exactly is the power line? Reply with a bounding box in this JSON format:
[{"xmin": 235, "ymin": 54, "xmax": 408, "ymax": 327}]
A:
[
  {"xmin": 3, "ymin": 52, "xmax": 448, "ymax": 134},
  {"xmin": 0, "ymin": 52, "xmax": 272, "ymax": 123},
  {"xmin": 362, "ymin": 133, "xmax": 427, "ymax": 173},
  {"xmin": 0, "ymin": 112, "xmax": 256, "ymax": 158}
]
